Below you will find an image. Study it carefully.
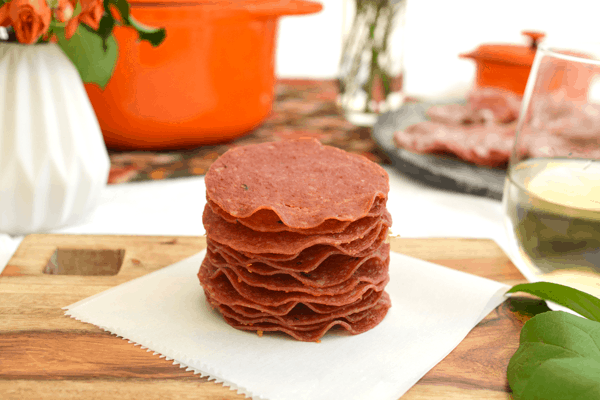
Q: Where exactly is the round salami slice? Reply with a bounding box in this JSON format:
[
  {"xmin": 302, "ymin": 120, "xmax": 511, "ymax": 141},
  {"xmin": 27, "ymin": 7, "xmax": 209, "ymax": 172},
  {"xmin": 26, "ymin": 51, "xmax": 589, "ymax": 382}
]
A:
[
  {"xmin": 217, "ymin": 297, "xmax": 389, "ymax": 330},
  {"xmin": 218, "ymin": 293, "xmax": 391, "ymax": 342},
  {"xmin": 211, "ymin": 286, "xmax": 385, "ymax": 318},
  {"xmin": 207, "ymin": 227, "xmax": 388, "ymax": 266},
  {"xmin": 204, "ymin": 204, "xmax": 391, "ymax": 256},
  {"xmin": 207, "ymin": 196, "xmax": 387, "ymax": 234},
  {"xmin": 204, "ymin": 139, "xmax": 389, "ymax": 229},
  {"xmin": 467, "ymin": 87, "xmax": 521, "ymax": 124},
  {"xmin": 210, "ymin": 254, "xmax": 389, "ymax": 295},
  {"xmin": 200, "ymin": 259, "xmax": 389, "ymax": 307},
  {"xmin": 206, "ymin": 289, "xmax": 384, "ymax": 322},
  {"xmin": 207, "ymin": 238, "xmax": 339, "ymax": 273},
  {"xmin": 201, "ymin": 267, "xmax": 388, "ymax": 318},
  {"xmin": 393, "ymin": 121, "xmax": 515, "ymax": 168},
  {"xmin": 207, "ymin": 245, "xmax": 390, "ymax": 289},
  {"xmin": 200, "ymin": 260, "xmax": 299, "ymax": 315}
]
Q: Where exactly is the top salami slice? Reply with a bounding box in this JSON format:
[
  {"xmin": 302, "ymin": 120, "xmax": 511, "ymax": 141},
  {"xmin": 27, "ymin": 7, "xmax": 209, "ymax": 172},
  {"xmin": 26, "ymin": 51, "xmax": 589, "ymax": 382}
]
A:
[{"xmin": 204, "ymin": 139, "xmax": 390, "ymax": 229}]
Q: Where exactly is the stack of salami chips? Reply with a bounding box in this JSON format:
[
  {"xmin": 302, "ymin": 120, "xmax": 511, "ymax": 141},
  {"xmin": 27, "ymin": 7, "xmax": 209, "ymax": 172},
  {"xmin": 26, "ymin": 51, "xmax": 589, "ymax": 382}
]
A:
[{"xmin": 199, "ymin": 139, "xmax": 392, "ymax": 342}]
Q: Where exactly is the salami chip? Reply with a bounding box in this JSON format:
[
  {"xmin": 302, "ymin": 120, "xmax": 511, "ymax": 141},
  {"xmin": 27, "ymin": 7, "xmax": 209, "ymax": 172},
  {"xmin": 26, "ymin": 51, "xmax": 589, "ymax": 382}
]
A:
[
  {"xmin": 200, "ymin": 259, "xmax": 389, "ymax": 307},
  {"xmin": 207, "ymin": 227, "xmax": 388, "ymax": 266},
  {"xmin": 204, "ymin": 139, "xmax": 389, "ymax": 229},
  {"xmin": 204, "ymin": 204, "xmax": 391, "ymax": 256},
  {"xmin": 207, "ymin": 196, "xmax": 387, "ymax": 234},
  {"xmin": 467, "ymin": 87, "xmax": 521, "ymax": 124},
  {"xmin": 210, "ymin": 253, "xmax": 390, "ymax": 295},
  {"xmin": 199, "ymin": 139, "xmax": 392, "ymax": 341},
  {"xmin": 208, "ymin": 289, "xmax": 385, "ymax": 324},
  {"xmin": 219, "ymin": 293, "xmax": 391, "ymax": 342},
  {"xmin": 393, "ymin": 121, "xmax": 515, "ymax": 168},
  {"xmin": 206, "ymin": 288, "xmax": 384, "ymax": 319},
  {"xmin": 208, "ymin": 244, "xmax": 390, "ymax": 288},
  {"xmin": 200, "ymin": 259, "xmax": 386, "ymax": 317}
]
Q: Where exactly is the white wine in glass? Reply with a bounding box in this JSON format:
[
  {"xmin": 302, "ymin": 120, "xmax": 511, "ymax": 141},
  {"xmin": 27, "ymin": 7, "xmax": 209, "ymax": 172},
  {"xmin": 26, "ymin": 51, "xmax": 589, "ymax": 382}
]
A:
[{"xmin": 503, "ymin": 43, "xmax": 600, "ymax": 296}]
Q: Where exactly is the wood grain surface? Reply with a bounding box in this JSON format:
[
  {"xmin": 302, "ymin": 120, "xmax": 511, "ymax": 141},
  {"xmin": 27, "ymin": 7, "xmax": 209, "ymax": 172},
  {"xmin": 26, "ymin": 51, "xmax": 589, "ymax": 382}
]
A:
[{"xmin": 0, "ymin": 234, "xmax": 547, "ymax": 399}]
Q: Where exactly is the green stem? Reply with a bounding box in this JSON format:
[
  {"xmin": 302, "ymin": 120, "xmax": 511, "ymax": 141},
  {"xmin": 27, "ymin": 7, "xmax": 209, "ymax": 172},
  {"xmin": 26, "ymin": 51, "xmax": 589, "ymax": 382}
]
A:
[
  {"xmin": 341, "ymin": 1, "xmax": 363, "ymax": 60},
  {"xmin": 362, "ymin": 1, "xmax": 384, "ymax": 112},
  {"xmin": 378, "ymin": 2, "xmax": 399, "ymax": 98},
  {"xmin": 344, "ymin": 9, "xmax": 372, "ymax": 94}
]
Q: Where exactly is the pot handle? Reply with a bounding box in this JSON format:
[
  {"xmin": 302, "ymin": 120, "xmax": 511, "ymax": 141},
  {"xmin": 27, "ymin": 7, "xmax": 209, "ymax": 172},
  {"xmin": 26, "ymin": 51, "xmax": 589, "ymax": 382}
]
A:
[
  {"xmin": 458, "ymin": 51, "xmax": 475, "ymax": 60},
  {"xmin": 522, "ymin": 31, "xmax": 545, "ymax": 49},
  {"xmin": 244, "ymin": 0, "xmax": 323, "ymax": 18}
]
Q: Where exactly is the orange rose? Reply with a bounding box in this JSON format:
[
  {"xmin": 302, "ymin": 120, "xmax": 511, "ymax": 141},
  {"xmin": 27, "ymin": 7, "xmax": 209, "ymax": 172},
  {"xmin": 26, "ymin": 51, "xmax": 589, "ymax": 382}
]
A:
[
  {"xmin": 65, "ymin": 0, "xmax": 103, "ymax": 39},
  {"xmin": 0, "ymin": 4, "xmax": 9, "ymax": 26},
  {"xmin": 79, "ymin": 0, "xmax": 103, "ymax": 29},
  {"xmin": 0, "ymin": 0, "xmax": 51, "ymax": 44},
  {"xmin": 54, "ymin": 0, "xmax": 75, "ymax": 22}
]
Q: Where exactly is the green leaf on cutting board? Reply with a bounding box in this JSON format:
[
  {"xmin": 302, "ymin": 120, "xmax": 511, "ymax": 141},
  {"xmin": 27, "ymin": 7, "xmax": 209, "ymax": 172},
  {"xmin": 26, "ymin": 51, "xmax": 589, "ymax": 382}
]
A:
[
  {"xmin": 507, "ymin": 282, "xmax": 600, "ymax": 322},
  {"xmin": 507, "ymin": 311, "xmax": 600, "ymax": 400},
  {"xmin": 507, "ymin": 282, "xmax": 600, "ymax": 399}
]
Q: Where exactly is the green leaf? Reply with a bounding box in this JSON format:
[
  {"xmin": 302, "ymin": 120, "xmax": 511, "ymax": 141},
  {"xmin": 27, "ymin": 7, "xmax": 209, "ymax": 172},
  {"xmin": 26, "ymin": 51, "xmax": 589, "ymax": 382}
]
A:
[
  {"xmin": 106, "ymin": 0, "xmax": 165, "ymax": 47},
  {"xmin": 97, "ymin": 13, "xmax": 116, "ymax": 41},
  {"xmin": 507, "ymin": 282, "xmax": 600, "ymax": 322},
  {"xmin": 96, "ymin": 13, "xmax": 116, "ymax": 51},
  {"xmin": 127, "ymin": 15, "xmax": 166, "ymax": 47},
  {"xmin": 508, "ymin": 311, "xmax": 600, "ymax": 400},
  {"xmin": 55, "ymin": 25, "xmax": 118, "ymax": 88},
  {"xmin": 109, "ymin": 0, "xmax": 131, "ymax": 22}
]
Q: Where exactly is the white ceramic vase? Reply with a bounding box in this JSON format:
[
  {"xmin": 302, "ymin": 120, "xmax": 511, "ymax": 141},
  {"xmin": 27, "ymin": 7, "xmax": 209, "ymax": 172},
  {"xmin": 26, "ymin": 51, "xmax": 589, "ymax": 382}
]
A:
[{"xmin": 0, "ymin": 42, "xmax": 110, "ymax": 235}]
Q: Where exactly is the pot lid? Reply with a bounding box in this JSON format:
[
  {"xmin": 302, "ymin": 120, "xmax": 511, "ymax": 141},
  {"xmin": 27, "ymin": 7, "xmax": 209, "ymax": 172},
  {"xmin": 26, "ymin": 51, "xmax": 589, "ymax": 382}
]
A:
[
  {"xmin": 460, "ymin": 31, "xmax": 545, "ymax": 67},
  {"xmin": 128, "ymin": 0, "xmax": 323, "ymax": 17}
]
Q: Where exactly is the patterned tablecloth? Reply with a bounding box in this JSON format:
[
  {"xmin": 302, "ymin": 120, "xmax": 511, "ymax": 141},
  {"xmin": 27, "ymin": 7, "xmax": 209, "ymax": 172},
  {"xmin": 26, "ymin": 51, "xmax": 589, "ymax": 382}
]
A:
[{"xmin": 107, "ymin": 79, "xmax": 392, "ymax": 184}]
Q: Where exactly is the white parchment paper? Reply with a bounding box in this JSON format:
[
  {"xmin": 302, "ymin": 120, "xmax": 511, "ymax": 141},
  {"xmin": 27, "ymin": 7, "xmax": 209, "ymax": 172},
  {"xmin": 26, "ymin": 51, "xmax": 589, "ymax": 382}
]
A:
[{"xmin": 65, "ymin": 250, "xmax": 509, "ymax": 400}]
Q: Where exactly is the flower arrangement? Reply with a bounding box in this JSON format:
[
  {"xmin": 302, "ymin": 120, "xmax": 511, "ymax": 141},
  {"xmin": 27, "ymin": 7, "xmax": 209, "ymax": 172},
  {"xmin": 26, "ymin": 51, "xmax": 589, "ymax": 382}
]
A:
[{"xmin": 0, "ymin": 0, "xmax": 166, "ymax": 87}]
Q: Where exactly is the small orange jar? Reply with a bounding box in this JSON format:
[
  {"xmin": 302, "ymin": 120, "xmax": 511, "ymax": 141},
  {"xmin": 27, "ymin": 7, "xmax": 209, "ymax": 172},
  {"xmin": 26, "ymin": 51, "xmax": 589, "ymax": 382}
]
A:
[
  {"xmin": 460, "ymin": 32, "xmax": 598, "ymax": 101},
  {"xmin": 459, "ymin": 31, "xmax": 544, "ymax": 96},
  {"xmin": 85, "ymin": 0, "xmax": 322, "ymax": 150}
]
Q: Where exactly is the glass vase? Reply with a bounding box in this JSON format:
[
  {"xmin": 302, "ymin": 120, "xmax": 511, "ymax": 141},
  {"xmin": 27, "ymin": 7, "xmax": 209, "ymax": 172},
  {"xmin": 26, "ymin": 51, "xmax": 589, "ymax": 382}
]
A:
[{"xmin": 338, "ymin": 0, "xmax": 406, "ymax": 126}]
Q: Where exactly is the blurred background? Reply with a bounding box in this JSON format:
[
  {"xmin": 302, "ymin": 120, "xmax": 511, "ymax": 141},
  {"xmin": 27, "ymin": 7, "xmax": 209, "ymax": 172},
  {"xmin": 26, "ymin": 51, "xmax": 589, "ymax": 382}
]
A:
[
  {"xmin": 2, "ymin": 0, "xmax": 600, "ymax": 276},
  {"xmin": 277, "ymin": 0, "xmax": 600, "ymax": 97}
]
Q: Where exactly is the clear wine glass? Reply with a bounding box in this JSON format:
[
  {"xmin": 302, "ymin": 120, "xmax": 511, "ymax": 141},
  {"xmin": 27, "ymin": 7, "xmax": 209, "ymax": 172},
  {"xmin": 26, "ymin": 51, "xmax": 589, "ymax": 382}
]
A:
[{"xmin": 503, "ymin": 42, "xmax": 600, "ymax": 296}]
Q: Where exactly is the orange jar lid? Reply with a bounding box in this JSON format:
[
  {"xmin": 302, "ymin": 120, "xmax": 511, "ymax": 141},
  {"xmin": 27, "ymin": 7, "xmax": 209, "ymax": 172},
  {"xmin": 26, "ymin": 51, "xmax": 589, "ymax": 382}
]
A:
[{"xmin": 460, "ymin": 31, "xmax": 545, "ymax": 67}]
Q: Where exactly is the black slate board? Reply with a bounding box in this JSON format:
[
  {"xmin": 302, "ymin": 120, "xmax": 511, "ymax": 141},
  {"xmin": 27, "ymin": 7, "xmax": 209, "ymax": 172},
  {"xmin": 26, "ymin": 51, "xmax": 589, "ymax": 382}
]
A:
[{"xmin": 372, "ymin": 101, "xmax": 506, "ymax": 200}]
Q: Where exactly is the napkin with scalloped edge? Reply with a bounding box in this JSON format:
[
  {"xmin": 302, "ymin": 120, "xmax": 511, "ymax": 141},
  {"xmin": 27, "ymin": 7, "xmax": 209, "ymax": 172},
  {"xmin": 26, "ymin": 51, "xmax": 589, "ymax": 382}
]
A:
[{"xmin": 64, "ymin": 250, "xmax": 509, "ymax": 400}]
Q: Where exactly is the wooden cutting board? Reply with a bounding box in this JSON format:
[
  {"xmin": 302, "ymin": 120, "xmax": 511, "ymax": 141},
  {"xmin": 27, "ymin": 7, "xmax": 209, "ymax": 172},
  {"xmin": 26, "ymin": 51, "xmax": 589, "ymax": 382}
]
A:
[{"xmin": 0, "ymin": 234, "xmax": 546, "ymax": 400}]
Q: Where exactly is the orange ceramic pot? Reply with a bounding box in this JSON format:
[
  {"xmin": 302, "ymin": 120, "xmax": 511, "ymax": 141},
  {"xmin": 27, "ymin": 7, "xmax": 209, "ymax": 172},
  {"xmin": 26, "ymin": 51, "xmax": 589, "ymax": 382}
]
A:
[
  {"xmin": 460, "ymin": 32, "xmax": 597, "ymax": 100},
  {"xmin": 460, "ymin": 31, "xmax": 544, "ymax": 96},
  {"xmin": 85, "ymin": 0, "xmax": 322, "ymax": 150}
]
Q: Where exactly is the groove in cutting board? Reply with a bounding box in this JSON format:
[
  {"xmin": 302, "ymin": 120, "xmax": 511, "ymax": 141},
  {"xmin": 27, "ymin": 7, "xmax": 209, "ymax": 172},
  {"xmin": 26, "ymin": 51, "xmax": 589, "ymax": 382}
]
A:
[{"xmin": 43, "ymin": 248, "xmax": 126, "ymax": 276}]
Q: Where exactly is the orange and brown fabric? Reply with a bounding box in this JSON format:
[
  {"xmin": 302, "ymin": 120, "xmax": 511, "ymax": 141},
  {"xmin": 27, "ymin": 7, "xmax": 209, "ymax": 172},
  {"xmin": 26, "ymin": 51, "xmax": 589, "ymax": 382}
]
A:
[{"xmin": 107, "ymin": 79, "xmax": 391, "ymax": 184}]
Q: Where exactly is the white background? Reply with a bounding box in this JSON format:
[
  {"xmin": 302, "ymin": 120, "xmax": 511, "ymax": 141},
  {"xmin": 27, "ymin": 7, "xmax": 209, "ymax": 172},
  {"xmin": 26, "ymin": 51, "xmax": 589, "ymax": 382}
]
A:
[{"xmin": 276, "ymin": 0, "xmax": 600, "ymax": 98}]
